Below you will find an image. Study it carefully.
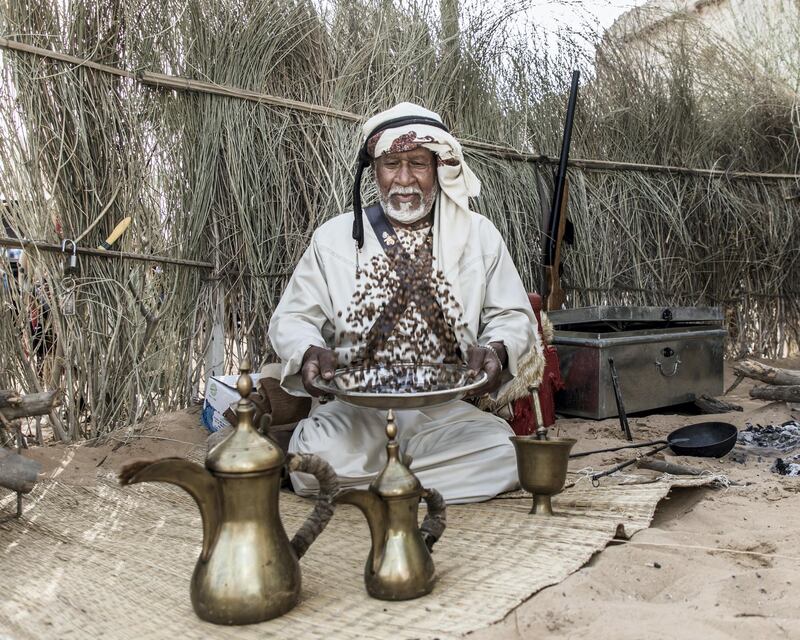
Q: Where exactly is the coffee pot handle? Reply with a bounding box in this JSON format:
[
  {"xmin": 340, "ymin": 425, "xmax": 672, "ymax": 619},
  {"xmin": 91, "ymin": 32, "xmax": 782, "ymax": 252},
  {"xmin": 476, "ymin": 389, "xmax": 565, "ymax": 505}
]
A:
[
  {"xmin": 420, "ymin": 487, "xmax": 447, "ymax": 552},
  {"xmin": 286, "ymin": 453, "xmax": 340, "ymax": 558}
]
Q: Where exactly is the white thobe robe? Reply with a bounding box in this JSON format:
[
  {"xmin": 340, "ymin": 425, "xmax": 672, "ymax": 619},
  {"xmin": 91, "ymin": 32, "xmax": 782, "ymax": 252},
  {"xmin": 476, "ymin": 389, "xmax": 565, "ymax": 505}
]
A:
[{"xmin": 268, "ymin": 211, "xmax": 540, "ymax": 504}]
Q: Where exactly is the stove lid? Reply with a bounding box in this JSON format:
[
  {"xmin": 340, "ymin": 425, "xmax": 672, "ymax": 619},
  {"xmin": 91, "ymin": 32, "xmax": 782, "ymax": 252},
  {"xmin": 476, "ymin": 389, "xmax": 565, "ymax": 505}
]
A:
[{"xmin": 547, "ymin": 305, "xmax": 723, "ymax": 327}]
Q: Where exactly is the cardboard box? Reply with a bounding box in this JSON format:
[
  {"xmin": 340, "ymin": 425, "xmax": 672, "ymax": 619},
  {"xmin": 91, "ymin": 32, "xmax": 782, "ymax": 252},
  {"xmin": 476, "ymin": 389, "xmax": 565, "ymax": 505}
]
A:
[{"xmin": 202, "ymin": 373, "xmax": 264, "ymax": 433}]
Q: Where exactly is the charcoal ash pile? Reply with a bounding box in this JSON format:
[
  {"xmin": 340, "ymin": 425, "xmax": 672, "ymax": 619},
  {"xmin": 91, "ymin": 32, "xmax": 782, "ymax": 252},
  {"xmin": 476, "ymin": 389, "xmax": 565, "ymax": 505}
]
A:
[
  {"xmin": 772, "ymin": 454, "xmax": 800, "ymax": 477},
  {"xmin": 737, "ymin": 420, "xmax": 800, "ymax": 452},
  {"xmin": 738, "ymin": 420, "xmax": 800, "ymax": 476}
]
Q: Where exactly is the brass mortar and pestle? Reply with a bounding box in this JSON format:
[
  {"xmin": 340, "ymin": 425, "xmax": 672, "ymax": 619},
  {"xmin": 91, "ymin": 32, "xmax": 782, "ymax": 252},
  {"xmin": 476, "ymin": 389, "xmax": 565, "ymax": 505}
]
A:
[
  {"xmin": 119, "ymin": 361, "xmax": 339, "ymax": 625},
  {"xmin": 509, "ymin": 385, "xmax": 576, "ymax": 516}
]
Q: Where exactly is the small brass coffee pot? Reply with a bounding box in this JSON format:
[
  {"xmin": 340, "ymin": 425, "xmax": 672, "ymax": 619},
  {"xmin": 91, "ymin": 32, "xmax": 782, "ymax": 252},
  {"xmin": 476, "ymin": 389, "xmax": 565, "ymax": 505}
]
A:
[
  {"xmin": 119, "ymin": 362, "xmax": 338, "ymax": 625},
  {"xmin": 335, "ymin": 409, "xmax": 446, "ymax": 601}
]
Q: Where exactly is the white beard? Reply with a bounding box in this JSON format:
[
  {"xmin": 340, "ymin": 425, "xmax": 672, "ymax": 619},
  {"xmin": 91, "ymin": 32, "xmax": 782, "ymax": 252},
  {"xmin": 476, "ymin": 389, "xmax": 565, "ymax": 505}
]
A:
[{"xmin": 380, "ymin": 184, "xmax": 438, "ymax": 224}]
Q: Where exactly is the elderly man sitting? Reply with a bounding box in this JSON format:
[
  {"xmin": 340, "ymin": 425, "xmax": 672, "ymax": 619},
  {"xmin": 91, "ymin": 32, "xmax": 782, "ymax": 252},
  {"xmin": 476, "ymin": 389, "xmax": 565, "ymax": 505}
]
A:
[{"xmin": 268, "ymin": 102, "xmax": 540, "ymax": 504}]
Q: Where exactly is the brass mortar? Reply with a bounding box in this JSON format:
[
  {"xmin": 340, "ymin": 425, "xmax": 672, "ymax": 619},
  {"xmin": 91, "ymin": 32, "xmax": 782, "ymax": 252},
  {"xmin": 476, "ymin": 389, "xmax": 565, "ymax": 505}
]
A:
[{"xmin": 510, "ymin": 437, "xmax": 576, "ymax": 516}]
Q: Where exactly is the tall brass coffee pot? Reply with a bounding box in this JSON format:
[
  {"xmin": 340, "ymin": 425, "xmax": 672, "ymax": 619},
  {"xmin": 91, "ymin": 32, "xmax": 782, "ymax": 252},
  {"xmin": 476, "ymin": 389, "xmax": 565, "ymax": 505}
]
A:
[
  {"xmin": 119, "ymin": 362, "xmax": 338, "ymax": 625},
  {"xmin": 335, "ymin": 409, "xmax": 446, "ymax": 601}
]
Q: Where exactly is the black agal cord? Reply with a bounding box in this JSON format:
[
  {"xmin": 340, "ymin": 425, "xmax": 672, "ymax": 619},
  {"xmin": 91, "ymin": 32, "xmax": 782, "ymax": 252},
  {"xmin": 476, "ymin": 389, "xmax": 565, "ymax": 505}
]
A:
[{"xmin": 351, "ymin": 115, "xmax": 449, "ymax": 249}]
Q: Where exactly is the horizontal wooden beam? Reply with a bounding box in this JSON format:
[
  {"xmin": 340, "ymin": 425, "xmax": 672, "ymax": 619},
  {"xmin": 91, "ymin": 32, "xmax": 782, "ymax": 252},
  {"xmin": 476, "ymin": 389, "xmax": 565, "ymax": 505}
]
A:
[
  {"xmin": 0, "ymin": 237, "xmax": 214, "ymax": 270},
  {"xmin": 0, "ymin": 390, "xmax": 60, "ymax": 420},
  {"xmin": 750, "ymin": 384, "xmax": 800, "ymax": 402},
  {"xmin": 139, "ymin": 71, "xmax": 361, "ymax": 122},
  {"xmin": 2, "ymin": 37, "xmax": 799, "ymax": 182},
  {"xmin": 461, "ymin": 138, "xmax": 800, "ymax": 180},
  {"xmin": 733, "ymin": 359, "xmax": 800, "ymax": 386},
  {"xmin": 0, "ymin": 36, "xmax": 134, "ymax": 78}
]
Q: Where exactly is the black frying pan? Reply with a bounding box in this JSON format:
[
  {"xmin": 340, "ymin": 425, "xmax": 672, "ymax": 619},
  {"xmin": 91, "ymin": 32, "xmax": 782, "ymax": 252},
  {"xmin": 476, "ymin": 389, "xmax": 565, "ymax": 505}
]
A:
[
  {"xmin": 569, "ymin": 422, "xmax": 738, "ymax": 485},
  {"xmin": 666, "ymin": 422, "xmax": 738, "ymax": 457}
]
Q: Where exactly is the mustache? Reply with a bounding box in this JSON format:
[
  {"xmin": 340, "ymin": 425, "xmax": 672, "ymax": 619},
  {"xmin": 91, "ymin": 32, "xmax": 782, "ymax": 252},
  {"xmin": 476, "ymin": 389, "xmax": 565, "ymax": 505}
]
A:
[{"xmin": 389, "ymin": 186, "xmax": 423, "ymax": 197}]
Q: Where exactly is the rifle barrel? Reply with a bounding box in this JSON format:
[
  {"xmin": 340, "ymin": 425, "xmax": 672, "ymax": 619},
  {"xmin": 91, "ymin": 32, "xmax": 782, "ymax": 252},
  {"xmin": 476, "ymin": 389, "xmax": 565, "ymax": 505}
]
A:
[{"xmin": 545, "ymin": 70, "xmax": 580, "ymax": 267}]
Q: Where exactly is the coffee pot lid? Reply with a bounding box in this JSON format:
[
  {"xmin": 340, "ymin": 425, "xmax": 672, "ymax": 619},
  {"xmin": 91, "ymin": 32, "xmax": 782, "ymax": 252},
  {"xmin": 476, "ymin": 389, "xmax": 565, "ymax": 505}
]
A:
[
  {"xmin": 206, "ymin": 361, "xmax": 284, "ymax": 474},
  {"xmin": 371, "ymin": 410, "xmax": 422, "ymax": 498}
]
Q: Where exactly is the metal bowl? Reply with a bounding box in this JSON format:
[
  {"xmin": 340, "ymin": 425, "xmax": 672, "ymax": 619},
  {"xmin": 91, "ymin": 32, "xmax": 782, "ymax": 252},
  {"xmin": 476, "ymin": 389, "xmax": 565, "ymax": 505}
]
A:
[{"xmin": 312, "ymin": 363, "xmax": 488, "ymax": 410}]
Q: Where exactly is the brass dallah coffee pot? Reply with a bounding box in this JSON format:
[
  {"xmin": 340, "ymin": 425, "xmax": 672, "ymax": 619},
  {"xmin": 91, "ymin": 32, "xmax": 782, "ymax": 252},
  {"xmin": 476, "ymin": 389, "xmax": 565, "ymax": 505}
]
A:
[
  {"xmin": 335, "ymin": 409, "xmax": 446, "ymax": 601},
  {"xmin": 119, "ymin": 361, "xmax": 338, "ymax": 625}
]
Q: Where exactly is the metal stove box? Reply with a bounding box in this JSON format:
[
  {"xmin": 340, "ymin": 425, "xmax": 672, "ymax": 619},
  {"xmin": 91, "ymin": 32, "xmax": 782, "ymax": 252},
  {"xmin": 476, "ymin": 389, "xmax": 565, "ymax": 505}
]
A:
[{"xmin": 548, "ymin": 306, "xmax": 726, "ymax": 419}]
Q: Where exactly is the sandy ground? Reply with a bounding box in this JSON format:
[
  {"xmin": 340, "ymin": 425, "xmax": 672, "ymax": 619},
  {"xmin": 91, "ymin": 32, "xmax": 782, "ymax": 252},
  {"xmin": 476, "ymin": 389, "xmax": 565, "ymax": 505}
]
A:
[
  {"xmin": 6, "ymin": 360, "xmax": 800, "ymax": 640},
  {"xmin": 19, "ymin": 407, "xmax": 209, "ymax": 487},
  {"xmin": 469, "ymin": 360, "xmax": 800, "ymax": 640}
]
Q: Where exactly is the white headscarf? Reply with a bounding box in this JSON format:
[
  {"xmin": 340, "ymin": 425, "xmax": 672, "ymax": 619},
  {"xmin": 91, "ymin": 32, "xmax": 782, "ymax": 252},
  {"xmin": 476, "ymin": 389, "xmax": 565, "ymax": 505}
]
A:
[{"xmin": 356, "ymin": 102, "xmax": 481, "ymax": 313}]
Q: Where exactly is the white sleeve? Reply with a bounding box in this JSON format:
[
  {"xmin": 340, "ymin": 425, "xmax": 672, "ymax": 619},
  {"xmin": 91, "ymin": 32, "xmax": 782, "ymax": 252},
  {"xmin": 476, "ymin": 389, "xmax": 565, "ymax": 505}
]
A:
[
  {"xmin": 267, "ymin": 233, "xmax": 334, "ymax": 395},
  {"xmin": 478, "ymin": 227, "xmax": 541, "ymax": 378}
]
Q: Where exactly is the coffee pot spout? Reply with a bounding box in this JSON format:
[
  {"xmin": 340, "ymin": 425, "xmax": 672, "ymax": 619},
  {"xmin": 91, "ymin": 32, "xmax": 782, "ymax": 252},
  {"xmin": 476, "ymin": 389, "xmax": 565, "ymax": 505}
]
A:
[
  {"xmin": 334, "ymin": 488, "xmax": 387, "ymax": 570},
  {"xmin": 119, "ymin": 458, "xmax": 221, "ymax": 561}
]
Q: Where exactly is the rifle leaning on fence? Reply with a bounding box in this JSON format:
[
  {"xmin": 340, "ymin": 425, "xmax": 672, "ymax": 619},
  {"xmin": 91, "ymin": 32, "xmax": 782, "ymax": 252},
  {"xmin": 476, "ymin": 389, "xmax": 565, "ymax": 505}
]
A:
[{"xmin": 542, "ymin": 70, "xmax": 579, "ymax": 312}]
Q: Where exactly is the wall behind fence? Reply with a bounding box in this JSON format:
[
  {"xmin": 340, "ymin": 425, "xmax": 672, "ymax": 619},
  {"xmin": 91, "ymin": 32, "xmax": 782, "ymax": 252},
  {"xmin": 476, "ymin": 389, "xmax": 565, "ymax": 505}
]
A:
[{"xmin": 0, "ymin": 0, "xmax": 798, "ymax": 440}]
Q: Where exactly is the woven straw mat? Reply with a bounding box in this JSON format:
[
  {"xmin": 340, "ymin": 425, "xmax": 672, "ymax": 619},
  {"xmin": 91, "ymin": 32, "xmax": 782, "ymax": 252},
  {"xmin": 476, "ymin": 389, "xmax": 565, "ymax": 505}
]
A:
[{"xmin": 0, "ymin": 455, "xmax": 718, "ymax": 640}]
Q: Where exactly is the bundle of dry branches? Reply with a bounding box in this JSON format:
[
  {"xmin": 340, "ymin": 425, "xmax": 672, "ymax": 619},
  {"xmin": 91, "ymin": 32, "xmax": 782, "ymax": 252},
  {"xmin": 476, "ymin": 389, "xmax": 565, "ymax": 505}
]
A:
[{"xmin": 0, "ymin": 0, "xmax": 797, "ymax": 441}]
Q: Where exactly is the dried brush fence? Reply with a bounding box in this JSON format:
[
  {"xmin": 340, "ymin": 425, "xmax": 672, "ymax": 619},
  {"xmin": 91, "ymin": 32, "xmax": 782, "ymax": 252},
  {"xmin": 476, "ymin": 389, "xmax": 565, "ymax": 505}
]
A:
[{"xmin": 0, "ymin": 0, "xmax": 798, "ymax": 442}]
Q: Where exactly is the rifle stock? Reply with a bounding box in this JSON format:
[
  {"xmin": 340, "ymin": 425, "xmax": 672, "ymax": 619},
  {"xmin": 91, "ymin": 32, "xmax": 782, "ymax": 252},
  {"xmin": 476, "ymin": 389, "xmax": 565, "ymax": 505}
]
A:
[{"xmin": 544, "ymin": 177, "xmax": 569, "ymax": 311}]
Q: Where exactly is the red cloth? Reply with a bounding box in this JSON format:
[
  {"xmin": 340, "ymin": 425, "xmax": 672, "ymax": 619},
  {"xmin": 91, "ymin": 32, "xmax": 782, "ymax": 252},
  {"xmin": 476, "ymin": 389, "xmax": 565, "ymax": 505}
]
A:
[{"xmin": 508, "ymin": 293, "xmax": 564, "ymax": 436}]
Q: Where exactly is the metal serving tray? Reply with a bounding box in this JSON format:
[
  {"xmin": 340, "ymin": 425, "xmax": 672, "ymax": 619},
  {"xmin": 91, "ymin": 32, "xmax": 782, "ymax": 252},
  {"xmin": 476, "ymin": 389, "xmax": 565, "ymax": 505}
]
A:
[
  {"xmin": 548, "ymin": 306, "xmax": 726, "ymax": 419},
  {"xmin": 312, "ymin": 364, "xmax": 488, "ymax": 410}
]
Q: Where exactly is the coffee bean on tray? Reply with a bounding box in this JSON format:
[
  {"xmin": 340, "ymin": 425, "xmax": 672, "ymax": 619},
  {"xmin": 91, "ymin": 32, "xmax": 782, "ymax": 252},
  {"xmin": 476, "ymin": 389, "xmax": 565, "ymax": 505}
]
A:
[{"xmin": 335, "ymin": 235, "xmax": 466, "ymax": 393}]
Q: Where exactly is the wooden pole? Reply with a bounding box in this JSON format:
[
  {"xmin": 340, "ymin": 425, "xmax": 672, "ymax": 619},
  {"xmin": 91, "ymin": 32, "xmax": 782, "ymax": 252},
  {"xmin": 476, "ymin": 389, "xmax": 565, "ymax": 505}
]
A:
[
  {"xmin": 0, "ymin": 390, "xmax": 22, "ymax": 406},
  {"xmin": 733, "ymin": 360, "xmax": 800, "ymax": 386},
  {"xmin": 205, "ymin": 215, "xmax": 225, "ymax": 379},
  {"xmin": 0, "ymin": 390, "xmax": 60, "ymax": 420},
  {"xmin": 0, "ymin": 236, "xmax": 213, "ymax": 270},
  {"xmin": 694, "ymin": 394, "xmax": 743, "ymax": 413},
  {"xmin": 2, "ymin": 37, "xmax": 800, "ymax": 182},
  {"xmin": 459, "ymin": 138, "xmax": 800, "ymax": 180},
  {"xmin": 0, "ymin": 447, "xmax": 41, "ymax": 493},
  {"xmin": 750, "ymin": 385, "xmax": 800, "ymax": 402},
  {"xmin": 0, "ymin": 36, "xmax": 134, "ymax": 78},
  {"xmin": 139, "ymin": 71, "xmax": 361, "ymax": 122}
]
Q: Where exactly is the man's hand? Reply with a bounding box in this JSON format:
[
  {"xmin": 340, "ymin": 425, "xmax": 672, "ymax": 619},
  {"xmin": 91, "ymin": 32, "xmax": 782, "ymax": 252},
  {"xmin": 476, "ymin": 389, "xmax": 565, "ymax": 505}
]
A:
[
  {"xmin": 301, "ymin": 346, "xmax": 338, "ymax": 397},
  {"xmin": 465, "ymin": 342, "xmax": 507, "ymax": 397}
]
